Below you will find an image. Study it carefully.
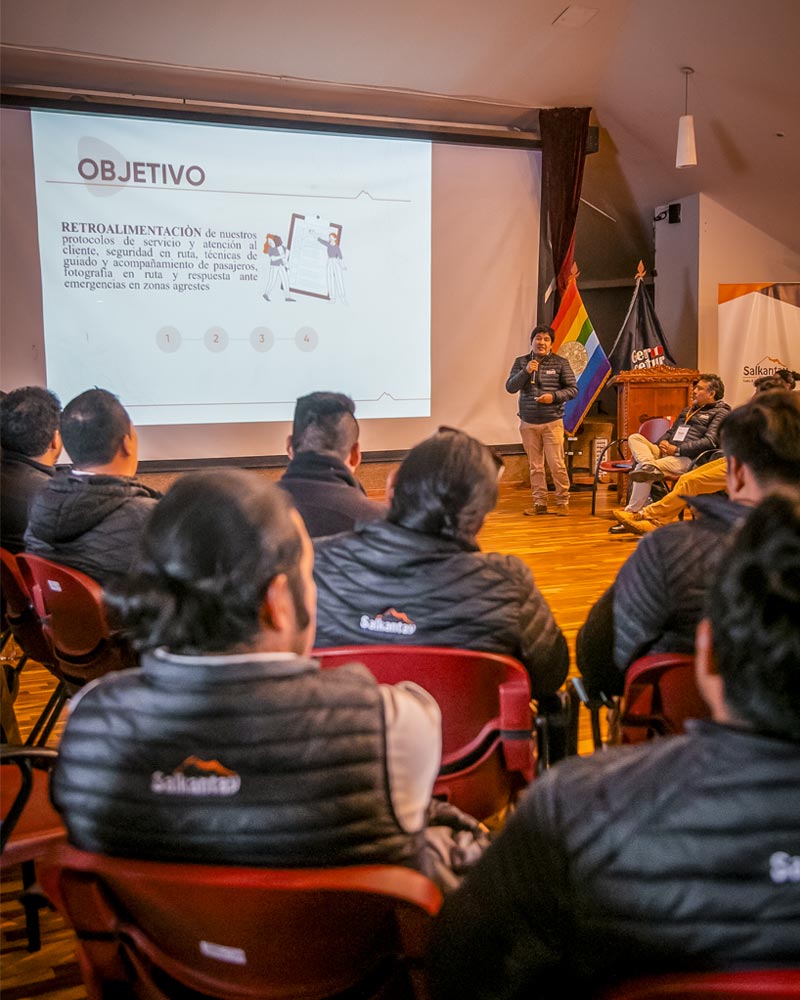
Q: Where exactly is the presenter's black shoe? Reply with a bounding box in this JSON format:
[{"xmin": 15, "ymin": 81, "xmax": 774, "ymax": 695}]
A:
[
  {"xmin": 630, "ymin": 464, "xmax": 665, "ymax": 483},
  {"xmin": 608, "ymin": 523, "xmax": 633, "ymax": 535}
]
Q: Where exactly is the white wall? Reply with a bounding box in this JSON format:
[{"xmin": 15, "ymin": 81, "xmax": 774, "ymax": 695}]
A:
[{"xmin": 655, "ymin": 193, "xmax": 800, "ymax": 374}]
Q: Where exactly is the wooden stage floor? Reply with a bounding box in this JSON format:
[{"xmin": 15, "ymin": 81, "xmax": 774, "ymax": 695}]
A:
[{"xmin": 1, "ymin": 477, "xmax": 638, "ymax": 999}]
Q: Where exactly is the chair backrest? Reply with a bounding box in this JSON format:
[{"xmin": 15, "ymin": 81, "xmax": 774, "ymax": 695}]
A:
[
  {"xmin": 0, "ymin": 547, "xmax": 54, "ymax": 667},
  {"xmin": 15, "ymin": 554, "xmax": 131, "ymax": 686},
  {"xmin": 314, "ymin": 645, "xmax": 535, "ymax": 820},
  {"xmin": 638, "ymin": 417, "xmax": 672, "ymax": 444},
  {"xmin": 1, "ymin": 746, "xmax": 64, "ymax": 860},
  {"xmin": 620, "ymin": 652, "xmax": 709, "ymax": 744},
  {"xmin": 597, "ymin": 968, "xmax": 800, "ymax": 999},
  {"xmin": 39, "ymin": 843, "xmax": 442, "ymax": 1000}
]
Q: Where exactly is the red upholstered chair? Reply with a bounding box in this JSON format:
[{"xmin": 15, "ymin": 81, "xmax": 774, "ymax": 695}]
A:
[
  {"xmin": 16, "ymin": 554, "xmax": 133, "ymax": 692},
  {"xmin": 592, "ymin": 416, "xmax": 671, "ymax": 515},
  {"xmin": 597, "ymin": 968, "xmax": 800, "ymax": 999},
  {"xmin": 39, "ymin": 843, "xmax": 442, "ymax": 1000},
  {"xmin": 314, "ymin": 645, "xmax": 535, "ymax": 821},
  {"xmin": 1, "ymin": 746, "xmax": 66, "ymax": 951},
  {"xmin": 1, "ymin": 547, "xmax": 68, "ymax": 744}
]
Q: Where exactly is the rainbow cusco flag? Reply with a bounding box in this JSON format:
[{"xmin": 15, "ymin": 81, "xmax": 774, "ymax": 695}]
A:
[{"xmin": 551, "ymin": 276, "xmax": 611, "ymax": 434}]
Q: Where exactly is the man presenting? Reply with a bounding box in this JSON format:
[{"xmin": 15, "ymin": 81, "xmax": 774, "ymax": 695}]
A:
[{"xmin": 505, "ymin": 324, "xmax": 577, "ymax": 516}]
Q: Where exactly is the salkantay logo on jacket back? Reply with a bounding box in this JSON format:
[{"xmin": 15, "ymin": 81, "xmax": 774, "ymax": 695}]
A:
[
  {"xmin": 359, "ymin": 607, "xmax": 417, "ymax": 636},
  {"xmin": 151, "ymin": 755, "xmax": 241, "ymax": 796}
]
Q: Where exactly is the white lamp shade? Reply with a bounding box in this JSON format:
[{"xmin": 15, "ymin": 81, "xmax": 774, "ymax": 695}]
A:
[{"xmin": 676, "ymin": 114, "xmax": 697, "ymax": 168}]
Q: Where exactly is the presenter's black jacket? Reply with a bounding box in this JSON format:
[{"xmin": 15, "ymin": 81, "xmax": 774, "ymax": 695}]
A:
[
  {"xmin": 24, "ymin": 470, "xmax": 161, "ymax": 587},
  {"xmin": 657, "ymin": 399, "xmax": 731, "ymax": 460},
  {"xmin": 313, "ymin": 518, "xmax": 568, "ymax": 700},
  {"xmin": 505, "ymin": 351, "xmax": 577, "ymax": 425},
  {"xmin": 0, "ymin": 451, "xmax": 54, "ymax": 554},
  {"xmin": 278, "ymin": 450, "xmax": 386, "ymax": 538},
  {"xmin": 428, "ymin": 719, "xmax": 800, "ymax": 1000},
  {"xmin": 576, "ymin": 494, "xmax": 746, "ymax": 697}
]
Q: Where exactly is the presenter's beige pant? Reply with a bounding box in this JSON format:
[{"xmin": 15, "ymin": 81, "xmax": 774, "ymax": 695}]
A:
[{"xmin": 520, "ymin": 419, "xmax": 570, "ymax": 506}]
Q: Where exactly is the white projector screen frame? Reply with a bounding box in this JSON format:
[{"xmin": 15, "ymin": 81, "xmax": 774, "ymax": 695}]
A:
[{"xmin": 1, "ymin": 104, "xmax": 541, "ymax": 462}]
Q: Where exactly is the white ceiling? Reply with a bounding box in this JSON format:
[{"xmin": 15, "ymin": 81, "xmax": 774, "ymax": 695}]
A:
[{"xmin": 3, "ymin": 0, "xmax": 799, "ymax": 280}]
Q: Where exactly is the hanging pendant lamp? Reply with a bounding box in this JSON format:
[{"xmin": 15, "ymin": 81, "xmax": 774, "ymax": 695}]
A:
[{"xmin": 676, "ymin": 66, "xmax": 697, "ymax": 168}]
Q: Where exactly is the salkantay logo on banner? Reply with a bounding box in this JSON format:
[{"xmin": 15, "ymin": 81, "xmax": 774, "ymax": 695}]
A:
[
  {"xmin": 742, "ymin": 355, "xmax": 790, "ymax": 385},
  {"xmin": 151, "ymin": 755, "xmax": 241, "ymax": 796},
  {"xmin": 359, "ymin": 608, "xmax": 417, "ymax": 636}
]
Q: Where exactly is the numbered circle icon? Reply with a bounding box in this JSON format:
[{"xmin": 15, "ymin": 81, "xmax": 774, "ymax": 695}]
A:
[
  {"xmin": 204, "ymin": 326, "xmax": 229, "ymax": 353},
  {"xmin": 250, "ymin": 327, "xmax": 275, "ymax": 353},
  {"xmin": 156, "ymin": 326, "xmax": 182, "ymax": 354},
  {"xmin": 295, "ymin": 326, "xmax": 319, "ymax": 353}
]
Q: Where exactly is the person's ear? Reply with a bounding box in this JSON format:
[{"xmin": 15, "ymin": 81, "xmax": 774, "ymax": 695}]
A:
[
  {"xmin": 348, "ymin": 440, "xmax": 361, "ymax": 471},
  {"xmin": 261, "ymin": 573, "xmax": 292, "ymax": 633},
  {"xmin": 286, "ymin": 435, "xmax": 294, "ymax": 460},
  {"xmin": 726, "ymin": 455, "xmax": 746, "ymax": 497},
  {"xmin": 385, "ymin": 467, "xmax": 397, "ymax": 504},
  {"xmin": 695, "ymin": 618, "xmax": 726, "ymax": 720}
]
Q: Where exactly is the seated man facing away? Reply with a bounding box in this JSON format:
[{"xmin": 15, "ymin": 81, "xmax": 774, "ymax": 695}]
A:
[
  {"xmin": 612, "ymin": 370, "xmax": 796, "ymax": 535},
  {"xmin": 51, "ymin": 472, "xmax": 482, "ymax": 884},
  {"xmin": 577, "ymin": 391, "xmax": 800, "ymax": 697},
  {"xmin": 0, "ymin": 386, "xmax": 62, "ymax": 553},
  {"xmin": 429, "ymin": 491, "xmax": 800, "ymax": 999},
  {"xmin": 623, "ymin": 373, "xmax": 729, "ymax": 513},
  {"xmin": 313, "ymin": 427, "xmax": 569, "ymax": 703},
  {"xmin": 278, "ymin": 390, "xmax": 385, "ymax": 537},
  {"xmin": 24, "ymin": 388, "xmax": 161, "ymax": 587}
]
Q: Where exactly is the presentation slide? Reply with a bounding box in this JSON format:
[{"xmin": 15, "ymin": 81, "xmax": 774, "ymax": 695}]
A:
[{"xmin": 29, "ymin": 109, "xmax": 432, "ymax": 426}]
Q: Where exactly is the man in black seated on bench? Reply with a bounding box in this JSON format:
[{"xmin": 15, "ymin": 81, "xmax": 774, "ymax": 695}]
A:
[
  {"xmin": 51, "ymin": 472, "xmax": 486, "ymax": 888},
  {"xmin": 430, "ymin": 488, "xmax": 800, "ymax": 998}
]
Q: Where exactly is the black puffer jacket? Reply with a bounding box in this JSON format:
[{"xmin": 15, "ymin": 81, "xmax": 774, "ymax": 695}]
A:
[
  {"xmin": 660, "ymin": 399, "xmax": 730, "ymax": 460},
  {"xmin": 51, "ymin": 653, "xmax": 420, "ymax": 868},
  {"xmin": 0, "ymin": 452, "xmax": 55, "ymax": 554},
  {"xmin": 313, "ymin": 519, "xmax": 568, "ymax": 699},
  {"xmin": 24, "ymin": 471, "xmax": 161, "ymax": 586},
  {"xmin": 577, "ymin": 494, "xmax": 746, "ymax": 696},
  {"xmin": 429, "ymin": 720, "xmax": 800, "ymax": 999},
  {"xmin": 505, "ymin": 351, "xmax": 578, "ymax": 425}
]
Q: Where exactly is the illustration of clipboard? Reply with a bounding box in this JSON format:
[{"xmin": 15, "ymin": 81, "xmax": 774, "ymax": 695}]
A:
[{"xmin": 287, "ymin": 213, "xmax": 343, "ymax": 300}]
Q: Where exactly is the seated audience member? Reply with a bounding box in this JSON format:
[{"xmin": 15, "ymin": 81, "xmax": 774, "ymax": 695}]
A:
[
  {"xmin": 51, "ymin": 472, "xmax": 485, "ymax": 884},
  {"xmin": 623, "ymin": 373, "xmax": 729, "ymax": 513},
  {"xmin": 278, "ymin": 391, "xmax": 385, "ymax": 537},
  {"xmin": 313, "ymin": 427, "xmax": 569, "ymax": 702},
  {"xmin": 577, "ymin": 391, "xmax": 800, "ymax": 697},
  {"xmin": 611, "ymin": 371, "xmax": 796, "ymax": 535},
  {"xmin": 0, "ymin": 386, "xmax": 62, "ymax": 553},
  {"xmin": 429, "ymin": 491, "xmax": 800, "ymax": 998},
  {"xmin": 24, "ymin": 388, "xmax": 161, "ymax": 586}
]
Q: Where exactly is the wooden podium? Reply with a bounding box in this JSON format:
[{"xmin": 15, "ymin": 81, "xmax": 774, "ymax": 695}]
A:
[{"xmin": 609, "ymin": 367, "xmax": 700, "ymax": 440}]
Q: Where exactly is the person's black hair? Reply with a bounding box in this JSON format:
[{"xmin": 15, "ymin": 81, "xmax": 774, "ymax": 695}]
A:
[
  {"xmin": 696, "ymin": 372, "xmax": 725, "ymax": 400},
  {"xmin": 529, "ymin": 324, "xmax": 554, "ymax": 344},
  {"xmin": 706, "ymin": 491, "xmax": 800, "ymax": 740},
  {"xmin": 0, "ymin": 386, "xmax": 61, "ymax": 456},
  {"xmin": 753, "ymin": 374, "xmax": 790, "ymax": 393},
  {"xmin": 61, "ymin": 388, "xmax": 131, "ymax": 467},
  {"xmin": 775, "ymin": 369, "xmax": 799, "ymax": 390},
  {"xmin": 104, "ymin": 471, "xmax": 308, "ymax": 654},
  {"xmin": 719, "ymin": 391, "xmax": 800, "ymax": 487},
  {"xmin": 290, "ymin": 391, "xmax": 358, "ymax": 459},
  {"xmin": 388, "ymin": 428, "xmax": 499, "ymax": 544}
]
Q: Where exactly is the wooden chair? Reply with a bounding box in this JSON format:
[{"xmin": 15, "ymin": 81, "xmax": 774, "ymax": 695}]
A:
[
  {"xmin": 1, "ymin": 746, "xmax": 65, "ymax": 951},
  {"xmin": 314, "ymin": 645, "xmax": 535, "ymax": 821},
  {"xmin": 592, "ymin": 416, "xmax": 671, "ymax": 515},
  {"xmin": 0, "ymin": 547, "xmax": 66, "ymax": 745},
  {"xmin": 16, "ymin": 554, "xmax": 133, "ymax": 691},
  {"xmin": 597, "ymin": 967, "xmax": 800, "ymax": 999},
  {"xmin": 40, "ymin": 843, "xmax": 442, "ymax": 1000}
]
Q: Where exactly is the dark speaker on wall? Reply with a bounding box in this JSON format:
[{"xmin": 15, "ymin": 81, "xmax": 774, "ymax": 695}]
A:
[{"xmin": 668, "ymin": 203, "xmax": 681, "ymax": 224}]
